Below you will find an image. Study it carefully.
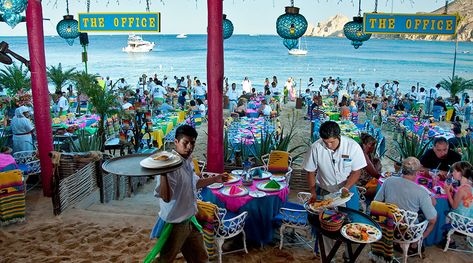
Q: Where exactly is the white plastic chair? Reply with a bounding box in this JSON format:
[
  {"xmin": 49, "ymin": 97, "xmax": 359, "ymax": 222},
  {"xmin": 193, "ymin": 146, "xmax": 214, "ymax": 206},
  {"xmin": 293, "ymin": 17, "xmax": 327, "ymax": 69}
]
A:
[
  {"xmin": 279, "ymin": 192, "xmax": 314, "ymax": 250},
  {"xmin": 392, "ymin": 208, "xmax": 429, "ymax": 263},
  {"xmin": 13, "ymin": 150, "xmax": 41, "ymax": 191},
  {"xmin": 444, "ymin": 211, "xmax": 473, "ymax": 253},
  {"xmin": 215, "ymin": 207, "xmax": 248, "ymax": 263}
]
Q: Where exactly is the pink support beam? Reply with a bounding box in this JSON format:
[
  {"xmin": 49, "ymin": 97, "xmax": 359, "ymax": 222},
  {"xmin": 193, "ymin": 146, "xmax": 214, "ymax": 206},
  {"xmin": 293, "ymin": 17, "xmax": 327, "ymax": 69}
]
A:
[
  {"xmin": 26, "ymin": 0, "xmax": 54, "ymax": 197},
  {"xmin": 206, "ymin": 0, "xmax": 224, "ymax": 173}
]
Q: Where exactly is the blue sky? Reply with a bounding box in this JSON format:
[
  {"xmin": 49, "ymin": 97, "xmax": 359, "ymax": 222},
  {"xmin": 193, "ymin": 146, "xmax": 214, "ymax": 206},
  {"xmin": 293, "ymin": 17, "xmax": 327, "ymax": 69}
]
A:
[{"xmin": 1, "ymin": 0, "xmax": 443, "ymax": 36}]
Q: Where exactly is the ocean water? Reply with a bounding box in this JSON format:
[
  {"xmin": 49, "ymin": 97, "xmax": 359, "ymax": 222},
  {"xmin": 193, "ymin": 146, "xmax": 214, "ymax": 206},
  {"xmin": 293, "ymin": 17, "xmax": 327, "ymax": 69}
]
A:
[{"xmin": 3, "ymin": 34, "xmax": 473, "ymax": 94}]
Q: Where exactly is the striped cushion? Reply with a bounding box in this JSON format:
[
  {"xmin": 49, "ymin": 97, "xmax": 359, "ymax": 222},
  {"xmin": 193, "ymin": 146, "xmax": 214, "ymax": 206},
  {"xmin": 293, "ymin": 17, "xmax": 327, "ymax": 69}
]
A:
[
  {"xmin": 0, "ymin": 170, "xmax": 25, "ymax": 226},
  {"xmin": 267, "ymin": 151, "xmax": 289, "ymax": 174}
]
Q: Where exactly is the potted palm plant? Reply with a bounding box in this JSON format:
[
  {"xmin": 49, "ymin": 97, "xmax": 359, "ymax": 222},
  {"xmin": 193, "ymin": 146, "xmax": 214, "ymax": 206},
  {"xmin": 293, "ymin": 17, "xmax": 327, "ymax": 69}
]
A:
[
  {"xmin": 47, "ymin": 63, "xmax": 76, "ymax": 93},
  {"xmin": 439, "ymin": 76, "xmax": 473, "ymax": 99}
]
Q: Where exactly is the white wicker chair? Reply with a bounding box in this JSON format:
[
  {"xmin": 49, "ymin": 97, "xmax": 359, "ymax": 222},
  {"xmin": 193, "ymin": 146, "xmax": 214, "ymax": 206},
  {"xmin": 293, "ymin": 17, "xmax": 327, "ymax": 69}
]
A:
[
  {"xmin": 279, "ymin": 192, "xmax": 313, "ymax": 250},
  {"xmin": 392, "ymin": 208, "xmax": 429, "ymax": 263},
  {"xmin": 13, "ymin": 150, "xmax": 41, "ymax": 191},
  {"xmin": 215, "ymin": 207, "xmax": 248, "ymax": 263},
  {"xmin": 444, "ymin": 212, "xmax": 473, "ymax": 253},
  {"xmin": 356, "ymin": 186, "xmax": 367, "ymax": 212}
]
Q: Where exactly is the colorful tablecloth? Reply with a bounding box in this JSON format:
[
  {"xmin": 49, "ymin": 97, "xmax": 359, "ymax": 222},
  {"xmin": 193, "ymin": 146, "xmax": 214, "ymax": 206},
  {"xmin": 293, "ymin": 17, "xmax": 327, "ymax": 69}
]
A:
[{"xmin": 201, "ymin": 179, "xmax": 289, "ymax": 245}]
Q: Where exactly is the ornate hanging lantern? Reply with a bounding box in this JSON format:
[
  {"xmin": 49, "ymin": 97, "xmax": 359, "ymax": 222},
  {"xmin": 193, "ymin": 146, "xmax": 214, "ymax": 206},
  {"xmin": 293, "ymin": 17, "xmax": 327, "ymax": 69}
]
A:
[
  {"xmin": 0, "ymin": 0, "xmax": 28, "ymax": 28},
  {"xmin": 223, "ymin": 14, "xmax": 234, "ymax": 40},
  {"xmin": 276, "ymin": 1, "xmax": 307, "ymax": 40},
  {"xmin": 343, "ymin": 0, "xmax": 371, "ymax": 49},
  {"xmin": 57, "ymin": 15, "xmax": 80, "ymax": 46},
  {"xmin": 0, "ymin": 0, "xmax": 27, "ymax": 14},
  {"xmin": 56, "ymin": 0, "xmax": 80, "ymax": 46},
  {"xmin": 283, "ymin": 38, "xmax": 298, "ymax": 50},
  {"xmin": 343, "ymin": 16, "xmax": 371, "ymax": 49}
]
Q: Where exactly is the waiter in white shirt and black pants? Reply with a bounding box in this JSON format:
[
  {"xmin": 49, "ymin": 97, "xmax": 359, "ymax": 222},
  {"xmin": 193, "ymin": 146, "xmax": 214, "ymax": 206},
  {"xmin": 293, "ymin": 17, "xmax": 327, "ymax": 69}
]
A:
[{"xmin": 302, "ymin": 121, "xmax": 367, "ymax": 257}]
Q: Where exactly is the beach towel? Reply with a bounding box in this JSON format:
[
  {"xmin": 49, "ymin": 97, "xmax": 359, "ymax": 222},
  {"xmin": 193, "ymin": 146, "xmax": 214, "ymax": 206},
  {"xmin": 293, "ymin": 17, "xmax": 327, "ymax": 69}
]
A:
[
  {"xmin": 144, "ymin": 216, "xmax": 202, "ymax": 263},
  {"xmin": 0, "ymin": 170, "xmax": 25, "ymax": 226},
  {"xmin": 369, "ymin": 201, "xmax": 398, "ymax": 263},
  {"xmin": 196, "ymin": 201, "xmax": 219, "ymax": 258},
  {"xmin": 267, "ymin": 151, "xmax": 289, "ymax": 176}
]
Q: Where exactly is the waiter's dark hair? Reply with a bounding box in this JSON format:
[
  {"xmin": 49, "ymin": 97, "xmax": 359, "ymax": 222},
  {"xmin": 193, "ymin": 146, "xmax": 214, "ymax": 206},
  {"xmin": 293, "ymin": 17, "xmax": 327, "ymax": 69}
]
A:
[
  {"xmin": 433, "ymin": 136, "xmax": 448, "ymax": 146},
  {"xmin": 319, "ymin": 121, "xmax": 341, "ymax": 139},
  {"xmin": 175, "ymin": 125, "xmax": 198, "ymax": 141}
]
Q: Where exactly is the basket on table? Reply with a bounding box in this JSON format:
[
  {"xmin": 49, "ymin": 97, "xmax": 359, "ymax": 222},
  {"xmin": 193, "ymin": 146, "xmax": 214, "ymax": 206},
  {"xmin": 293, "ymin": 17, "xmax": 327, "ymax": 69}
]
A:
[{"xmin": 319, "ymin": 209, "xmax": 346, "ymax": 232}]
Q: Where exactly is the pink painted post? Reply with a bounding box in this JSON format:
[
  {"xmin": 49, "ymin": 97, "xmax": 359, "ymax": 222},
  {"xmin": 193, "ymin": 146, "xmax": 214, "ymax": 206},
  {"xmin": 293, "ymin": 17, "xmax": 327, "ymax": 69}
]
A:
[
  {"xmin": 26, "ymin": 0, "xmax": 54, "ymax": 197},
  {"xmin": 206, "ymin": 0, "xmax": 224, "ymax": 173}
]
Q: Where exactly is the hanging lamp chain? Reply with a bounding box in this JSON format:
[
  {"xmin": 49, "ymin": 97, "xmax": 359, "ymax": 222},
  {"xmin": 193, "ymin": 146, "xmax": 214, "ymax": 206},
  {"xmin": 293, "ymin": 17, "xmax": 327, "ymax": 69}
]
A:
[
  {"xmin": 66, "ymin": 0, "xmax": 70, "ymax": 15},
  {"xmin": 290, "ymin": 0, "xmax": 294, "ymax": 7},
  {"xmin": 146, "ymin": 0, "xmax": 150, "ymax": 12},
  {"xmin": 374, "ymin": 0, "xmax": 378, "ymax": 13},
  {"xmin": 358, "ymin": 0, "xmax": 362, "ymax": 17},
  {"xmin": 444, "ymin": 0, "xmax": 449, "ymax": 14},
  {"xmin": 87, "ymin": 0, "xmax": 90, "ymax": 13}
]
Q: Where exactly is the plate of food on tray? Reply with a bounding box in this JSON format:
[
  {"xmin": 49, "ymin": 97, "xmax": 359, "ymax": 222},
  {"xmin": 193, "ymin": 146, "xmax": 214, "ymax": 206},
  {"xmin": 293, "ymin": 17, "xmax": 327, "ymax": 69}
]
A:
[
  {"xmin": 341, "ymin": 223, "xmax": 382, "ymax": 243},
  {"xmin": 140, "ymin": 151, "xmax": 182, "ymax": 169},
  {"xmin": 304, "ymin": 191, "xmax": 354, "ymax": 213}
]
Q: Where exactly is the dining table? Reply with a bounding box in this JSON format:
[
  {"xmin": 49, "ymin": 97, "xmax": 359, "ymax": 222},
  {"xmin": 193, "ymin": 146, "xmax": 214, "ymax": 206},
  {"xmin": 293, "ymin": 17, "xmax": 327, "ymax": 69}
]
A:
[
  {"xmin": 201, "ymin": 172, "xmax": 289, "ymax": 246},
  {"xmin": 378, "ymin": 174, "xmax": 451, "ymax": 246}
]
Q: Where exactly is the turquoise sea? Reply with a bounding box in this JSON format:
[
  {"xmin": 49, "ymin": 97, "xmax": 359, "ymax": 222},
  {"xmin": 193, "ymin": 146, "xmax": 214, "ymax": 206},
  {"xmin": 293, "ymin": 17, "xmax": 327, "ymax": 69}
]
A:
[{"xmin": 3, "ymin": 34, "xmax": 473, "ymax": 94}]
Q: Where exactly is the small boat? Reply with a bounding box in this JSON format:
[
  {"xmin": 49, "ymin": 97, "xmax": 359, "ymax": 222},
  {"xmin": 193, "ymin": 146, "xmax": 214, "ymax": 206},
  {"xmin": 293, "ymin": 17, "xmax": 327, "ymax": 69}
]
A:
[
  {"xmin": 122, "ymin": 34, "xmax": 155, "ymax": 53},
  {"xmin": 462, "ymin": 51, "xmax": 470, "ymax": 54},
  {"xmin": 288, "ymin": 38, "xmax": 307, "ymax": 56},
  {"xmin": 176, "ymin": 33, "xmax": 187, "ymax": 39}
]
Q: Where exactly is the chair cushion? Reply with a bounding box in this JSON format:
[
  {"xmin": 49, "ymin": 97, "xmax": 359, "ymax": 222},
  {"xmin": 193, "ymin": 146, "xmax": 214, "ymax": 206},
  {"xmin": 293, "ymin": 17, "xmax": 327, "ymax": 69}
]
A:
[
  {"xmin": 268, "ymin": 151, "xmax": 289, "ymax": 174},
  {"xmin": 17, "ymin": 164, "xmax": 30, "ymax": 174}
]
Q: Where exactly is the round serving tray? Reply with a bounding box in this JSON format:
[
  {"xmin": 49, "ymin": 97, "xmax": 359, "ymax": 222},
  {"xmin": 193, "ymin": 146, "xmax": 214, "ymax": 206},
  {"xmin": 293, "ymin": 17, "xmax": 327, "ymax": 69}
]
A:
[{"xmin": 102, "ymin": 153, "xmax": 183, "ymax": 177}]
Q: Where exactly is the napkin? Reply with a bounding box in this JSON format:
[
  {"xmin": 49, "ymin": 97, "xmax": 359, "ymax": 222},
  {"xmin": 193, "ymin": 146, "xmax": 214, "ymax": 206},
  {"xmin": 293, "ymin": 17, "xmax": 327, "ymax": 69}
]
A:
[
  {"xmin": 229, "ymin": 185, "xmax": 242, "ymax": 195},
  {"xmin": 252, "ymin": 169, "xmax": 263, "ymax": 178},
  {"xmin": 264, "ymin": 180, "xmax": 281, "ymax": 189}
]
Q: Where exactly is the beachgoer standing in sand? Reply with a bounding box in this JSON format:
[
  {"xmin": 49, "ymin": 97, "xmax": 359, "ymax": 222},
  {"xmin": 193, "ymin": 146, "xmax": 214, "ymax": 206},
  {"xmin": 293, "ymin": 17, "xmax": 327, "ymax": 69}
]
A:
[{"xmin": 146, "ymin": 125, "xmax": 228, "ymax": 263}]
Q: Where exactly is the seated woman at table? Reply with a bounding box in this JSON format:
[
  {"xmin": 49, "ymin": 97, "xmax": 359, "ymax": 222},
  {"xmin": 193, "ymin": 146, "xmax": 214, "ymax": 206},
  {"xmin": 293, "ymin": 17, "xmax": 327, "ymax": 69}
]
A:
[
  {"xmin": 358, "ymin": 133, "xmax": 382, "ymax": 199},
  {"xmin": 257, "ymin": 99, "xmax": 272, "ymax": 117},
  {"xmin": 339, "ymin": 100, "xmax": 350, "ymax": 120},
  {"xmin": 187, "ymin": 100, "xmax": 199, "ymax": 114},
  {"xmin": 444, "ymin": 161, "xmax": 473, "ymax": 218},
  {"xmin": 234, "ymin": 99, "xmax": 247, "ymax": 117},
  {"xmin": 374, "ymin": 157, "xmax": 437, "ymax": 250},
  {"xmin": 196, "ymin": 98, "xmax": 206, "ymax": 116}
]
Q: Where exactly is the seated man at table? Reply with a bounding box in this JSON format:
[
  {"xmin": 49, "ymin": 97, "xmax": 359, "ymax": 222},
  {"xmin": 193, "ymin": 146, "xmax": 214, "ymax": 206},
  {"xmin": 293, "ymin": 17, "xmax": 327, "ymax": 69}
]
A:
[
  {"xmin": 374, "ymin": 157, "xmax": 437, "ymax": 252},
  {"xmin": 420, "ymin": 137, "xmax": 461, "ymax": 180},
  {"xmin": 148, "ymin": 125, "xmax": 227, "ymax": 263},
  {"xmin": 158, "ymin": 98, "xmax": 174, "ymax": 114}
]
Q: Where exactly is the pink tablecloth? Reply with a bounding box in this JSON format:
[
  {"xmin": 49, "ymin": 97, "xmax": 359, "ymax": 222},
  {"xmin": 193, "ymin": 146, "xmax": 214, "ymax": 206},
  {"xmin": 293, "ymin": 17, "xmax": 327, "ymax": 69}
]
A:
[
  {"xmin": 211, "ymin": 180, "xmax": 289, "ymax": 212},
  {"xmin": 379, "ymin": 175, "xmax": 448, "ymax": 199}
]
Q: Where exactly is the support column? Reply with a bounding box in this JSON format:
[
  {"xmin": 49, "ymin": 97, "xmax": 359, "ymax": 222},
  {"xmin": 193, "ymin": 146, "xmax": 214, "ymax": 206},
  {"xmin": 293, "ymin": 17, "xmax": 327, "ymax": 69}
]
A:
[
  {"xmin": 206, "ymin": 0, "xmax": 224, "ymax": 173},
  {"xmin": 26, "ymin": 0, "xmax": 54, "ymax": 197}
]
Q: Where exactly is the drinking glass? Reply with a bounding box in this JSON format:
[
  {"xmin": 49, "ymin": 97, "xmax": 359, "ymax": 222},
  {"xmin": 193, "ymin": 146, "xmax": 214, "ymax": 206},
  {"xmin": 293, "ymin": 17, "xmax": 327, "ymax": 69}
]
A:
[{"xmin": 431, "ymin": 169, "xmax": 439, "ymax": 187}]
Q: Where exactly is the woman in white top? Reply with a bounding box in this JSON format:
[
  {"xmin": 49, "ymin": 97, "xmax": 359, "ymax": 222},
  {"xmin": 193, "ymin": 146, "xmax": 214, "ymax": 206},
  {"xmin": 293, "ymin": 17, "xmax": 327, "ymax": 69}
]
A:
[
  {"xmin": 11, "ymin": 106, "xmax": 34, "ymax": 153},
  {"xmin": 258, "ymin": 99, "xmax": 272, "ymax": 117}
]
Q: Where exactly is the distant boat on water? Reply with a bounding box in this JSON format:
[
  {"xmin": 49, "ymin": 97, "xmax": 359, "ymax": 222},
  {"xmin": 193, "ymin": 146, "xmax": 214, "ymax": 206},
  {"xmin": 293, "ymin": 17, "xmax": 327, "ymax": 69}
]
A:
[
  {"xmin": 462, "ymin": 50, "xmax": 470, "ymax": 54},
  {"xmin": 122, "ymin": 34, "xmax": 155, "ymax": 53},
  {"xmin": 288, "ymin": 38, "xmax": 307, "ymax": 56},
  {"xmin": 249, "ymin": 34, "xmax": 259, "ymax": 37},
  {"xmin": 176, "ymin": 33, "xmax": 187, "ymax": 39}
]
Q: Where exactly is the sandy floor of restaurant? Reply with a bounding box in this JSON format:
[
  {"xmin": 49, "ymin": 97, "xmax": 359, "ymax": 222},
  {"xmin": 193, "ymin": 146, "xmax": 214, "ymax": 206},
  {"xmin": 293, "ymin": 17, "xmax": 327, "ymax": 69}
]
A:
[{"xmin": 1, "ymin": 102, "xmax": 471, "ymax": 262}]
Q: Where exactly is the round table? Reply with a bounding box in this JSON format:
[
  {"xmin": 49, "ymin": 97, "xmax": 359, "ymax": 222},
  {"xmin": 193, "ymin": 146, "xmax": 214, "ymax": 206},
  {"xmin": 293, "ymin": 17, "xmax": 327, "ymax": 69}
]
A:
[{"xmin": 308, "ymin": 207, "xmax": 381, "ymax": 263}]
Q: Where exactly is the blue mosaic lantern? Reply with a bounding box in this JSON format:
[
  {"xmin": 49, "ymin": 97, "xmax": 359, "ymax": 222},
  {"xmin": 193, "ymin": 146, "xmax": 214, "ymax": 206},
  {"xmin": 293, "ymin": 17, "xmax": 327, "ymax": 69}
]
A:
[
  {"xmin": 56, "ymin": 15, "xmax": 80, "ymax": 46},
  {"xmin": 0, "ymin": 0, "xmax": 27, "ymax": 14},
  {"xmin": 0, "ymin": 0, "xmax": 28, "ymax": 28},
  {"xmin": 223, "ymin": 14, "xmax": 234, "ymax": 40},
  {"xmin": 343, "ymin": 16, "xmax": 371, "ymax": 49},
  {"xmin": 283, "ymin": 38, "xmax": 298, "ymax": 50},
  {"xmin": 276, "ymin": 6, "xmax": 307, "ymax": 40}
]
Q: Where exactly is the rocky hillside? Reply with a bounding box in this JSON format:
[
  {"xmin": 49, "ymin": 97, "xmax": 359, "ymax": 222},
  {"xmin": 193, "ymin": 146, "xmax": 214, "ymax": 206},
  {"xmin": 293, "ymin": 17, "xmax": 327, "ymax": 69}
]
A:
[{"xmin": 305, "ymin": 0, "xmax": 473, "ymax": 41}]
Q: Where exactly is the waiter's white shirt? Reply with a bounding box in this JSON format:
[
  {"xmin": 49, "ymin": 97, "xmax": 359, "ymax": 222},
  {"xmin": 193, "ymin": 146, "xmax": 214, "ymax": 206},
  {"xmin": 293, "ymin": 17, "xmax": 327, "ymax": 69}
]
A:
[{"xmin": 302, "ymin": 136, "xmax": 367, "ymax": 192}]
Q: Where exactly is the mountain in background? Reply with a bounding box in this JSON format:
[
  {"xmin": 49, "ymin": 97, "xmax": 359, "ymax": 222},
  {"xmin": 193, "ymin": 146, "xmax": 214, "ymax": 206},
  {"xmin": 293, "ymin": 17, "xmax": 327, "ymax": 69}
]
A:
[{"xmin": 305, "ymin": 0, "xmax": 473, "ymax": 41}]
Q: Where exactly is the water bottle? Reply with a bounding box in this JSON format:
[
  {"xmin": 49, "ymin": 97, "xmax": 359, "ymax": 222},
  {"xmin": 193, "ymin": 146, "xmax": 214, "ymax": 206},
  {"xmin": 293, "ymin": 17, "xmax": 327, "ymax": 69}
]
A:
[{"xmin": 242, "ymin": 160, "xmax": 253, "ymax": 186}]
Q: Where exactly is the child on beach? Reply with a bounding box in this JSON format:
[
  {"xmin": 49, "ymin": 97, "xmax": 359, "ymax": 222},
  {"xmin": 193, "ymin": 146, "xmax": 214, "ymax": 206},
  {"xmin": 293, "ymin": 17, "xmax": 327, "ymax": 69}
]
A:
[
  {"xmin": 444, "ymin": 161, "xmax": 473, "ymax": 218},
  {"xmin": 146, "ymin": 125, "xmax": 228, "ymax": 263}
]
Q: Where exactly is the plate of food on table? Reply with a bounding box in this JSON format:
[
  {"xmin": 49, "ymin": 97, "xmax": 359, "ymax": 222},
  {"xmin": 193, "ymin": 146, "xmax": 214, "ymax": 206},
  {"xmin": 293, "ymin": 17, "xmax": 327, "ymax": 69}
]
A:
[
  {"xmin": 139, "ymin": 151, "xmax": 182, "ymax": 169},
  {"xmin": 256, "ymin": 180, "xmax": 287, "ymax": 192},
  {"xmin": 224, "ymin": 174, "xmax": 241, "ymax": 184},
  {"xmin": 220, "ymin": 185, "xmax": 249, "ymax": 197},
  {"xmin": 341, "ymin": 223, "xmax": 382, "ymax": 243},
  {"xmin": 304, "ymin": 190, "xmax": 354, "ymax": 214},
  {"xmin": 207, "ymin": 183, "xmax": 224, "ymax": 189},
  {"xmin": 251, "ymin": 169, "xmax": 271, "ymax": 180}
]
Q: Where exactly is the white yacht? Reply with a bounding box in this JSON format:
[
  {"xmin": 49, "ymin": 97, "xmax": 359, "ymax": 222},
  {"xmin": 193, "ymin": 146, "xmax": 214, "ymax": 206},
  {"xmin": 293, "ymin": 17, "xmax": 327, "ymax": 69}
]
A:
[
  {"xmin": 288, "ymin": 38, "xmax": 308, "ymax": 56},
  {"xmin": 122, "ymin": 34, "xmax": 155, "ymax": 53},
  {"xmin": 176, "ymin": 33, "xmax": 187, "ymax": 39}
]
